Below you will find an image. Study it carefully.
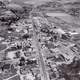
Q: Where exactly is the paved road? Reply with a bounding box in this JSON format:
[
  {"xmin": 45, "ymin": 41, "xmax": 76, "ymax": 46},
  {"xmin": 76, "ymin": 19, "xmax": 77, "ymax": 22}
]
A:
[
  {"xmin": 32, "ymin": 20, "xmax": 50, "ymax": 80},
  {"xmin": 30, "ymin": 10, "xmax": 50, "ymax": 80}
]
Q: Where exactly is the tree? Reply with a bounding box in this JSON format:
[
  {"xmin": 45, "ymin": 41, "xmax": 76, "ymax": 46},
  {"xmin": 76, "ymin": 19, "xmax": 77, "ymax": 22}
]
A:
[{"xmin": 68, "ymin": 8, "xmax": 80, "ymax": 17}]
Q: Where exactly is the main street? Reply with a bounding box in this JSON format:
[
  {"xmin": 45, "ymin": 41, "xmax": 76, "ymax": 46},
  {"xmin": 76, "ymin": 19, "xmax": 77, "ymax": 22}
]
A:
[{"xmin": 30, "ymin": 8, "xmax": 50, "ymax": 80}]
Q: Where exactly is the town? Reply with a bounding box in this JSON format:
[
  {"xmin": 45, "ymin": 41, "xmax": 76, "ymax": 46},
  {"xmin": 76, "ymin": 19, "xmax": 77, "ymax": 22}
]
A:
[{"xmin": 0, "ymin": 0, "xmax": 80, "ymax": 80}]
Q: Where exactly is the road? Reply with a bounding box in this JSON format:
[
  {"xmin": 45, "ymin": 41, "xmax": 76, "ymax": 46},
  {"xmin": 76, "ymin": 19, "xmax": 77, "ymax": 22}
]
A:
[{"xmin": 30, "ymin": 9, "xmax": 50, "ymax": 80}]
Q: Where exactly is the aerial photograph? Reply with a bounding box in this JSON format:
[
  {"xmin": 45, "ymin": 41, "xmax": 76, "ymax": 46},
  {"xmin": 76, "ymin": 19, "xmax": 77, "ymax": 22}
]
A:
[{"xmin": 0, "ymin": 0, "xmax": 80, "ymax": 80}]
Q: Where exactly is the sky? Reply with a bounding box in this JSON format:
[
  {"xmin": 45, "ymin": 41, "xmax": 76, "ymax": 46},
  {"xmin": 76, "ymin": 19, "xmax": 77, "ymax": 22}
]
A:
[
  {"xmin": 9, "ymin": 0, "xmax": 52, "ymax": 5},
  {"xmin": 2, "ymin": 0, "xmax": 79, "ymax": 7},
  {"xmin": 2, "ymin": 0, "xmax": 79, "ymax": 5}
]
